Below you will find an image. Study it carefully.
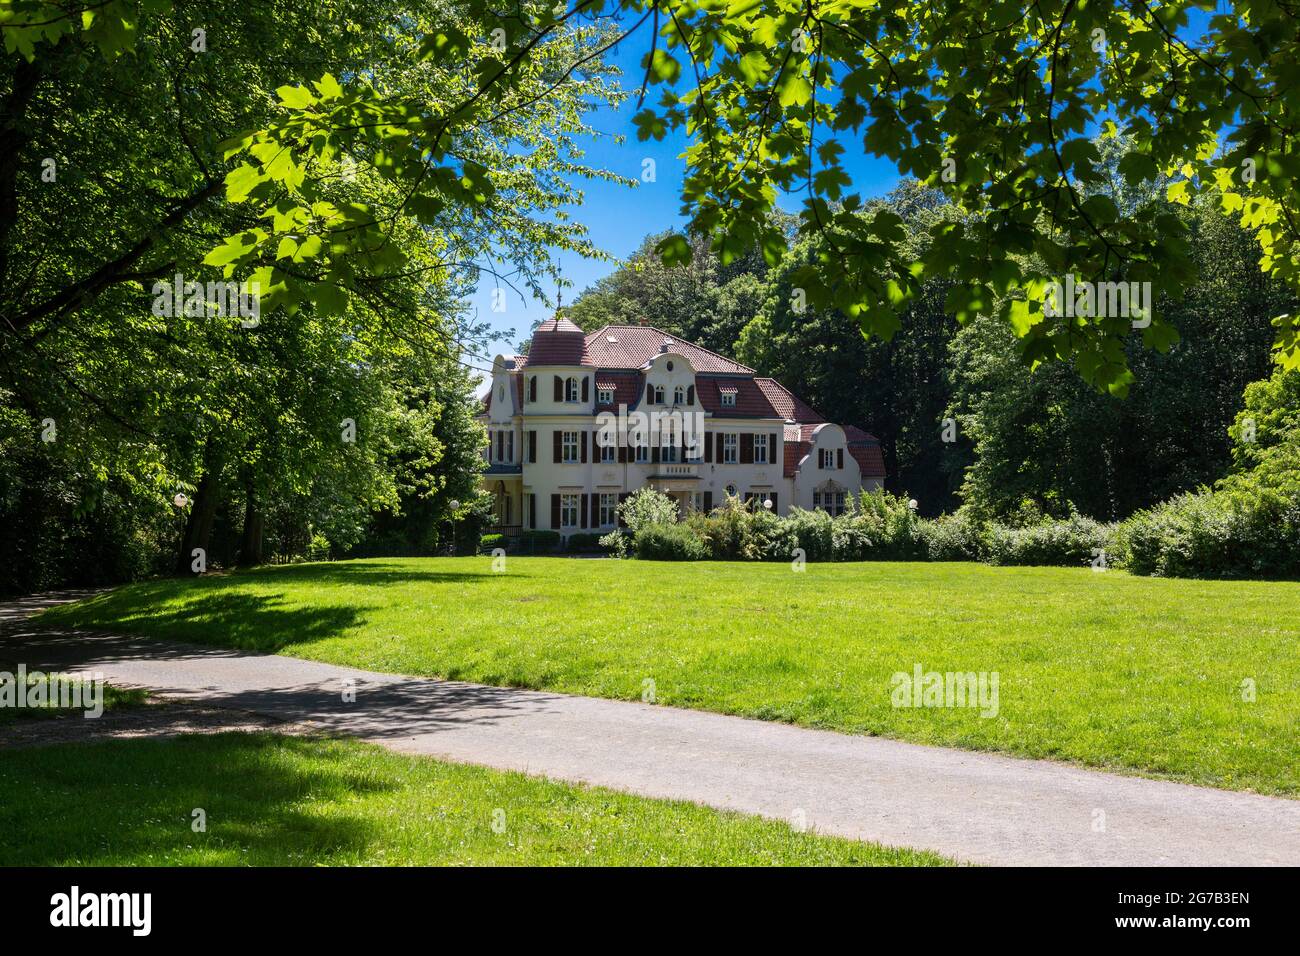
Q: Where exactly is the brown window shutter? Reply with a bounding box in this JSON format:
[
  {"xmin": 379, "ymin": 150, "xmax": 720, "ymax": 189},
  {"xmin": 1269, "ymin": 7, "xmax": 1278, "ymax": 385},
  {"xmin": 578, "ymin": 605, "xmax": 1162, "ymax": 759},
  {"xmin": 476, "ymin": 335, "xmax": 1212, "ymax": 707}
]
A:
[
  {"xmin": 580, "ymin": 494, "xmax": 588, "ymax": 528},
  {"xmin": 651, "ymin": 444, "xmax": 660, "ymax": 464},
  {"xmin": 769, "ymin": 493, "xmax": 777, "ymax": 514},
  {"xmin": 553, "ymin": 376, "xmax": 562, "ymax": 401},
  {"xmin": 550, "ymin": 494, "xmax": 560, "ymax": 529},
  {"xmin": 553, "ymin": 430, "xmax": 562, "ymax": 463},
  {"xmin": 646, "ymin": 382, "xmax": 654, "ymax": 405},
  {"xmin": 590, "ymin": 494, "xmax": 599, "ymax": 526},
  {"xmin": 703, "ymin": 491, "xmax": 713, "ymax": 512},
  {"xmin": 528, "ymin": 430, "xmax": 536, "ymax": 463},
  {"xmin": 740, "ymin": 433, "xmax": 753, "ymax": 464},
  {"xmin": 581, "ymin": 377, "xmax": 589, "ymax": 403},
  {"xmin": 716, "ymin": 433, "xmax": 724, "ymax": 462},
  {"xmin": 704, "ymin": 431, "xmax": 713, "ymax": 462},
  {"xmin": 528, "ymin": 377, "xmax": 537, "ymax": 403},
  {"xmin": 580, "ymin": 431, "xmax": 588, "ymax": 463},
  {"xmin": 618, "ymin": 442, "xmax": 627, "ymax": 464},
  {"xmin": 837, "ymin": 448, "xmax": 844, "ymax": 469},
  {"xmin": 530, "ymin": 494, "xmax": 537, "ymax": 529},
  {"xmin": 687, "ymin": 385, "xmax": 695, "ymax": 405}
]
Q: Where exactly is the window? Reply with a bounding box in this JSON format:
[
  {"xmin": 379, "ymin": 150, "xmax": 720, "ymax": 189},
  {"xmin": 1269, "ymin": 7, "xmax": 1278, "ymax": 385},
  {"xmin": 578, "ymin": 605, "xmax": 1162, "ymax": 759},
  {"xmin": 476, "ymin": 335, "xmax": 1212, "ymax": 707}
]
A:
[
  {"xmin": 527, "ymin": 376, "xmax": 537, "ymax": 403},
  {"xmin": 560, "ymin": 494, "xmax": 580, "ymax": 528},
  {"xmin": 754, "ymin": 433, "xmax": 769, "ymax": 465},
  {"xmin": 814, "ymin": 490, "xmax": 847, "ymax": 516},
  {"xmin": 599, "ymin": 439, "xmax": 615, "ymax": 463},
  {"xmin": 685, "ymin": 431, "xmax": 703, "ymax": 461},
  {"xmin": 674, "ymin": 386, "xmax": 685, "ymax": 405},
  {"xmin": 722, "ymin": 433, "xmax": 738, "ymax": 464},
  {"xmin": 504, "ymin": 431, "xmax": 514, "ymax": 463},
  {"xmin": 653, "ymin": 385, "xmax": 665, "ymax": 404},
  {"xmin": 562, "ymin": 431, "xmax": 579, "ymax": 463},
  {"xmin": 598, "ymin": 493, "xmax": 618, "ymax": 527},
  {"xmin": 634, "ymin": 435, "xmax": 649, "ymax": 463},
  {"xmin": 720, "ymin": 390, "xmax": 736, "ymax": 407},
  {"xmin": 565, "ymin": 377, "xmax": 580, "ymax": 402},
  {"xmin": 597, "ymin": 386, "xmax": 613, "ymax": 405},
  {"xmin": 819, "ymin": 448, "xmax": 839, "ymax": 469}
]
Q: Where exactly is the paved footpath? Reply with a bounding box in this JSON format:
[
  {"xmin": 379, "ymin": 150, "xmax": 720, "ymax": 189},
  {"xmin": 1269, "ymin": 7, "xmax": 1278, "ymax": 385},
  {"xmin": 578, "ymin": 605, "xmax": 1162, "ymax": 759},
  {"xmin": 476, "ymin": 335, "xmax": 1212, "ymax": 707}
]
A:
[{"xmin": 3, "ymin": 592, "xmax": 1298, "ymax": 866}]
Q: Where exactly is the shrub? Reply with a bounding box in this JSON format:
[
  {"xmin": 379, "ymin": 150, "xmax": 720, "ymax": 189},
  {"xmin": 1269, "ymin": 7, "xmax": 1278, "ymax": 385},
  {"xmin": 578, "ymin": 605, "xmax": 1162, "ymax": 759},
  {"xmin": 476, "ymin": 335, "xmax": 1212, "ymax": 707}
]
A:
[
  {"xmin": 565, "ymin": 532, "xmax": 604, "ymax": 553},
  {"xmin": 983, "ymin": 514, "xmax": 1112, "ymax": 567},
  {"xmin": 518, "ymin": 530, "xmax": 561, "ymax": 554},
  {"xmin": 916, "ymin": 513, "xmax": 987, "ymax": 561},
  {"xmin": 479, "ymin": 533, "xmax": 505, "ymax": 553},
  {"xmin": 1115, "ymin": 487, "xmax": 1300, "ymax": 578},
  {"xmin": 598, "ymin": 529, "xmax": 629, "ymax": 558},
  {"xmin": 632, "ymin": 522, "xmax": 710, "ymax": 561},
  {"xmin": 617, "ymin": 487, "xmax": 678, "ymax": 532},
  {"xmin": 782, "ymin": 507, "xmax": 835, "ymax": 561}
]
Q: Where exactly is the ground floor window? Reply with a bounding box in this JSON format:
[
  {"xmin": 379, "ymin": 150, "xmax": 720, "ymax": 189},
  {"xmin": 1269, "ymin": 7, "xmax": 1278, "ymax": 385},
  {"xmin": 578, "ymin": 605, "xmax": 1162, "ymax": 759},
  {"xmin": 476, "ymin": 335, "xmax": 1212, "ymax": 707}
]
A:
[
  {"xmin": 814, "ymin": 490, "xmax": 847, "ymax": 516},
  {"xmin": 560, "ymin": 494, "xmax": 580, "ymax": 528},
  {"xmin": 598, "ymin": 493, "xmax": 618, "ymax": 527}
]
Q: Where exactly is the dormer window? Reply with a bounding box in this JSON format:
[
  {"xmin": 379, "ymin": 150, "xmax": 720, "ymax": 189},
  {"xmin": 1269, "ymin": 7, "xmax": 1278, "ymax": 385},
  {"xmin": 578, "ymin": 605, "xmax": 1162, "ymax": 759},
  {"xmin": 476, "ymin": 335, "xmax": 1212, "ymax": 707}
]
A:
[
  {"xmin": 597, "ymin": 387, "xmax": 614, "ymax": 405},
  {"xmin": 720, "ymin": 391, "xmax": 736, "ymax": 407},
  {"xmin": 565, "ymin": 376, "xmax": 580, "ymax": 402}
]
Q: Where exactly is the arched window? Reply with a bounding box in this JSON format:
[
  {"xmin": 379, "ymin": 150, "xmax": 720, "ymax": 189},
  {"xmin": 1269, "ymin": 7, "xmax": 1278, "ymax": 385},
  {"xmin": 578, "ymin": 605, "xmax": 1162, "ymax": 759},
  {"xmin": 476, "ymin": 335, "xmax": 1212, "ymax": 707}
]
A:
[
  {"xmin": 674, "ymin": 386, "xmax": 685, "ymax": 405},
  {"xmin": 565, "ymin": 376, "xmax": 580, "ymax": 402}
]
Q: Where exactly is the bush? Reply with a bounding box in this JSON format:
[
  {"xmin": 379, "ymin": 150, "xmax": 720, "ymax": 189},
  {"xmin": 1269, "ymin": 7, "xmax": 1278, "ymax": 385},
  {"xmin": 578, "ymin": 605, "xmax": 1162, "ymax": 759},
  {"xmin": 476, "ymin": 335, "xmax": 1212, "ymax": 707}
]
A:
[
  {"xmin": 632, "ymin": 522, "xmax": 710, "ymax": 561},
  {"xmin": 517, "ymin": 530, "xmax": 561, "ymax": 554},
  {"xmin": 480, "ymin": 533, "xmax": 505, "ymax": 553},
  {"xmin": 565, "ymin": 532, "xmax": 604, "ymax": 553},
  {"xmin": 983, "ymin": 514, "xmax": 1112, "ymax": 567},
  {"xmin": 916, "ymin": 513, "xmax": 987, "ymax": 561},
  {"xmin": 617, "ymin": 487, "xmax": 678, "ymax": 531},
  {"xmin": 1115, "ymin": 487, "xmax": 1300, "ymax": 578},
  {"xmin": 598, "ymin": 529, "xmax": 629, "ymax": 558}
]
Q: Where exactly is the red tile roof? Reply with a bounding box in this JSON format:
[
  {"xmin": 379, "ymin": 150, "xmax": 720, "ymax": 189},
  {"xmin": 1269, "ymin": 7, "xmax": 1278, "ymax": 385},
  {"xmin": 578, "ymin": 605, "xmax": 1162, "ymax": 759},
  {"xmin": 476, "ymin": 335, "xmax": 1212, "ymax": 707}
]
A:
[
  {"xmin": 755, "ymin": 378, "xmax": 824, "ymax": 423},
  {"xmin": 696, "ymin": 375, "xmax": 780, "ymax": 418},
  {"xmin": 592, "ymin": 370, "xmax": 644, "ymax": 412},
  {"xmin": 583, "ymin": 325, "xmax": 753, "ymax": 373},
  {"xmin": 784, "ymin": 440, "xmax": 809, "ymax": 478},
  {"xmin": 527, "ymin": 317, "xmax": 589, "ymax": 365},
  {"xmin": 849, "ymin": 443, "xmax": 886, "ymax": 477}
]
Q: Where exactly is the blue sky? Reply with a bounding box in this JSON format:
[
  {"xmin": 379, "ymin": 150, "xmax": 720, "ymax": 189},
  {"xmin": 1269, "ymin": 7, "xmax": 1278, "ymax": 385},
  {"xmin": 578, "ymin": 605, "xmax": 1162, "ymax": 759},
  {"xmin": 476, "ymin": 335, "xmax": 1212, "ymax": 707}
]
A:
[{"xmin": 466, "ymin": 31, "xmax": 905, "ymax": 370}]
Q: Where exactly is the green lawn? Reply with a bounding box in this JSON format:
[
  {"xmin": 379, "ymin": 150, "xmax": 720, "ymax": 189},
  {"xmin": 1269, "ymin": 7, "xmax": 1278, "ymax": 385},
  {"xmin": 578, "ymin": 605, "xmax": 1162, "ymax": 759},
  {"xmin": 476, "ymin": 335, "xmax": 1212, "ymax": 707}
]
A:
[
  {"xmin": 0, "ymin": 733, "xmax": 947, "ymax": 865},
  {"xmin": 0, "ymin": 675, "xmax": 146, "ymax": 724},
  {"xmin": 38, "ymin": 557, "xmax": 1300, "ymax": 795}
]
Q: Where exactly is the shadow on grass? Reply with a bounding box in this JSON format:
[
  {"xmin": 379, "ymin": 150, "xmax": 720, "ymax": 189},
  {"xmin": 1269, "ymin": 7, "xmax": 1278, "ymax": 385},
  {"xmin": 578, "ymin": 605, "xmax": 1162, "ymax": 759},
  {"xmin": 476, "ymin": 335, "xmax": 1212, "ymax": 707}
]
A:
[{"xmin": 0, "ymin": 734, "xmax": 392, "ymax": 865}]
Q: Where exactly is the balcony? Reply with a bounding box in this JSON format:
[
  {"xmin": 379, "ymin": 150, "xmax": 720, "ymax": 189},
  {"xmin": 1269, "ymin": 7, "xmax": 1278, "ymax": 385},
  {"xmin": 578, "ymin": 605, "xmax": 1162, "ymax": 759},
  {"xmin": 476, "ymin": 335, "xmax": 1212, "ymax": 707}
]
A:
[{"xmin": 650, "ymin": 463, "xmax": 700, "ymax": 479}]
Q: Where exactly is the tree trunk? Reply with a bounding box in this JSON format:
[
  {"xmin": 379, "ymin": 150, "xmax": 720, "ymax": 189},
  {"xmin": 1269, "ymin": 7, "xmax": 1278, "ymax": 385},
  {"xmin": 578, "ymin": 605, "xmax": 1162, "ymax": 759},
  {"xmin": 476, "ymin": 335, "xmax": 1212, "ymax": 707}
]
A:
[
  {"xmin": 176, "ymin": 469, "xmax": 220, "ymax": 576},
  {"xmin": 238, "ymin": 485, "xmax": 264, "ymax": 567}
]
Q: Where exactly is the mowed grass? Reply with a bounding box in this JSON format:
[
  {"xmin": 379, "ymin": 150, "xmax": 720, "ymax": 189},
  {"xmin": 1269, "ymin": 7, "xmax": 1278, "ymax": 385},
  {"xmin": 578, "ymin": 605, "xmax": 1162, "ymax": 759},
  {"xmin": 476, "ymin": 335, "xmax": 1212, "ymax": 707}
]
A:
[
  {"xmin": 39, "ymin": 557, "xmax": 1300, "ymax": 795},
  {"xmin": 0, "ymin": 733, "xmax": 947, "ymax": 866}
]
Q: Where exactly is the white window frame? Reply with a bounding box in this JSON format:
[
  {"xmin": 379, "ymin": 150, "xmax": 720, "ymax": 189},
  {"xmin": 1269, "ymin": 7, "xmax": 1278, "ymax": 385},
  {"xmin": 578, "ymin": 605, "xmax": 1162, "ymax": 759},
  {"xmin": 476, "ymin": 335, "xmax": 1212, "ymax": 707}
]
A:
[
  {"xmin": 597, "ymin": 386, "xmax": 613, "ymax": 404},
  {"xmin": 723, "ymin": 433, "xmax": 738, "ymax": 464},
  {"xmin": 562, "ymin": 431, "xmax": 579, "ymax": 463},
  {"xmin": 598, "ymin": 493, "xmax": 617, "ymax": 527},
  {"xmin": 560, "ymin": 494, "xmax": 580, "ymax": 528},
  {"xmin": 674, "ymin": 385, "xmax": 685, "ymax": 405},
  {"xmin": 720, "ymin": 390, "xmax": 736, "ymax": 407},
  {"xmin": 634, "ymin": 436, "xmax": 649, "ymax": 463},
  {"xmin": 599, "ymin": 439, "xmax": 615, "ymax": 463},
  {"xmin": 653, "ymin": 385, "xmax": 665, "ymax": 404},
  {"xmin": 565, "ymin": 376, "xmax": 581, "ymax": 403},
  {"xmin": 754, "ymin": 433, "xmax": 769, "ymax": 465}
]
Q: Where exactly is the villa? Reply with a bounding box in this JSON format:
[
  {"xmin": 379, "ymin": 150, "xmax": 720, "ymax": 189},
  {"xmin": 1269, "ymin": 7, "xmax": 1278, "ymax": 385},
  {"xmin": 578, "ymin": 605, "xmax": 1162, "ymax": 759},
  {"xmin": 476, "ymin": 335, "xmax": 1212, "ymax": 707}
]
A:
[{"xmin": 479, "ymin": 319, "xmax": 886, "ymax": 536}]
